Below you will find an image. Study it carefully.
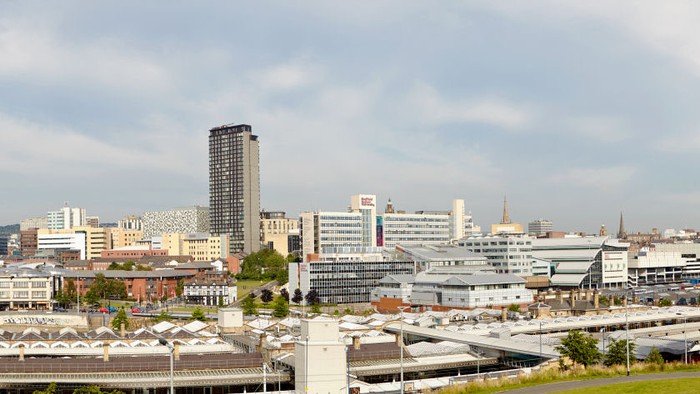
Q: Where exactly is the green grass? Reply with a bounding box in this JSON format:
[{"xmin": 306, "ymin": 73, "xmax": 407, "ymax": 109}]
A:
[
  {"xmin": 236, "ymin": 279, "xmax": 266, "ymax": 298},
  {"xmin": 438, "ymin": 362, "xmax": 700, "ymax": 394},
  {"xmin": 553, "ymin": 378, "xmax": 700, "ymax": 394}
]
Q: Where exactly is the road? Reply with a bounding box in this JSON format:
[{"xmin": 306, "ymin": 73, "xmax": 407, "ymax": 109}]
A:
[
  {"xmin": 498, "ymin": 371, "xmax": 700, "ymax": 393},
  {"xmin": 231, "ymin": 280, "xmax": 278, "ymax": 306}
]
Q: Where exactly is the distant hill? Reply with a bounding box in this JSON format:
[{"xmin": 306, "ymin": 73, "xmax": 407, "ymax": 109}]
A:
[{"xmin": 0, "ymin": 224, "xmax": 19, "ymax": 235}]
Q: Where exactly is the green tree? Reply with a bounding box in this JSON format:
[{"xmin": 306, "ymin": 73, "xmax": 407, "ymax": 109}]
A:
[
  {"xmin": 190, "ymin": 306, "xmax": 207, "ymax": 322},
  {"xmin": 242, "ymin": 294, "xmax": 258, "ymax": 315},
  {"xmin": 152, "ymin": 310, "xmax": 172, "ymax": 323},
  {"xmin": 111, "ymin": 308, "xmax": 129, "ymax": 331},
  {"xmin": 175, "ymin": 279, "xmax": 184, "ymax": 297},
  {"xmin": 604, "ymin": 338, "xmax": 636, "ymax": 366},
  {"xmin": 599, "ymin": 295, "xmax": 610, "ymax": 306},
  {"xmin": 238, "ymin": 249, "xmax": 289, "ymax": 284},
  {"xmin": 310, "ymin": 303, "xmax": 322, "ymax": 314},
  {"xmin": 85, "ymin": 274, "xmax": 127, "ymax": 302},
  {"xmin": 659, "ymin": 298, "xmax": 672, "ymax": 307},
  {"xmin": 33, "ymin": 382, "xmax": 57, "ymax": 394},
  {"xmin": 72, "ymin": 386, "xmax": 125, "ymax": 394},
  {"xmin": 645, "ymin": 346, "xmax": 664, "ymax": 364},
  {"xmin": 556, "ymin": 330, "xmax": 601, "ymax": 367},
  {"xmin": 218, "ymin": 296, "xmax": 225, "ymax": 307},
  {"xmin": 272, "ymin": 295, "xmax": 289, "ymax": 318},
  {"xmin": 508, "ymin": 304, "xmax": 520, "ymax": 313}
]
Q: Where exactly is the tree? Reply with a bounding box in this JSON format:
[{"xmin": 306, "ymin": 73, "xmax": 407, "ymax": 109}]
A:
[
  {"xmin": 599, "ymin": 295, "xmax": 610, "ymax": 306},
  {"xmin": 291, "ymin": 288, "xmax": 304, "ymax": 304},
  {"xmin": 72, "ymin": 386, "xmax": 124, "ymax": 394},
  {"xmin": 242, "ymin": 295, "xmax": 258, "ymax": 315},
  {"xmin": 33, "ymin": 382, "xmax": 57, "ymax": 394},
  {"xmin": 556, "ymin": 330, "xmax": 601, "ymax": 367},
  {"xmin": 604, "ymin": 338, "xmax": 636, "ymax": 366},
  {"xmin": 261, "ymin": 289, "xmax": 274, "ymax": 304},
  {"xmin": 659, "ymin": 298, "xmax": 672, "ymax": 307},
  {"xmin": 175, "ymin": 279, "xmax": 184, "ymax": 297},
  {"xmin": 111, "ymin": 308, "xmax": 129, "ymax": 331},
  {"xmin": 272, "ymin": 295, "xmax": 289, "ymax": 318},
  {"xmin": 238, "ymin": 249, "xmax": 288, "ymax": 283},
  {"xmin": 190, "ymin": 306, "xmax": 207, "ymax": 322},
  {"xmin": 310, "ymin": 303, "xmax": 321, "ymax": 314},
  {"xmin": 85, "ymin": 273, "xmax": 127, "ymax": 302},
  {"xmin": 508, "ymin": 304, "xmax": 520, "ymax": 313},
  {"xmin": 152, "ymin": 310, "xmax": 172, "ymax": 323},
  {"xmin": 280, "ymin": 288, "xmax": 289, "ymax": 302},
  {"xmin": 305, "ymin": 289, "xmax": 320, "ymax": 306},
  {"xmin": 645, "ymin": 346, "xmax": 664, "ymax": 365}
]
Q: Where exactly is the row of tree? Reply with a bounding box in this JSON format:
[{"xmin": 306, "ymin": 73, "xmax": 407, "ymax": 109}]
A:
[
  {"xmin": 241, "ymin": 287, "xmax": 323, "ymax": 317},
  {"xmin": 237, "ymin": 249, "xmax": 297, "ymax": 284},
  {"xmin": 556, "ymin": 330, "xmax": 663, "ymax": 369}
]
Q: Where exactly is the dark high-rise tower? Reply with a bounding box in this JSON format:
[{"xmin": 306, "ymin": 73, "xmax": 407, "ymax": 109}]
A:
[{"xmin": 209, "ymin": 124, "xmax": 261, "ymax": 254}]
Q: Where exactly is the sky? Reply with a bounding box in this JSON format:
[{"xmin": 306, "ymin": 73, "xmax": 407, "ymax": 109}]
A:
[{"xmin": 1, "ymin": 1, "xmax": 699, "ymax": 234}]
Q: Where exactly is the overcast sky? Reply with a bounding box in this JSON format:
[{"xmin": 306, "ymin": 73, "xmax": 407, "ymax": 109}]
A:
[{"xmin": 1, "ymin": 1, "xmax": 699, "ymax": 233}]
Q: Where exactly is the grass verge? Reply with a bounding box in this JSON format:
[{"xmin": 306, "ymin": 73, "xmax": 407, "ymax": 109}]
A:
[{"xmin": 437, "ymin": 362, "xmax": 700, "ymax": 394}]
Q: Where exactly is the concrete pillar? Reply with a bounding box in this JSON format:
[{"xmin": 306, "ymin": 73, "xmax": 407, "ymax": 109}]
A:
[
  {"xmin": 174, "ymin": 342, "xmax": 180, "ymax": 361},
  {"xmin": 585, "ymin": 290, "xmax": 591, "ymax": 302},
  {"xmin": 103, "ymin": 344, "xmax": 109, "ymax": 362},
  {"xmin": 594, "ymin": 291, "xmax": 600, "ymax": 309},
  {"xmin": 623, "ymin": 295, "xmax": 628, "ymax": 307},
  {"xmin": 352, "ymin": 336, "xmax": 361, "ymax": 350},
  {"xmin": 120, "ymin": 323, "xmax": 126, "ymax": 338},
  {"xmin": 569, "ymin": 289, "xmax": 576, "ymax": 304},
  {"xmin": 556, "ymin": 290, "xmax": 563, "ymax": 304},
  {"xmin": 501, "ymin": 308, "xmax": 507, "ymax": 322},
  {"xmin": 19, "ymin": 344, "xmax": 24, "ymax": 362}
]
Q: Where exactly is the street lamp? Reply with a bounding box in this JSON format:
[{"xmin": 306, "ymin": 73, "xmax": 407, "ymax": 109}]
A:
[
  {"xmin": 158, "ymin": 338, "xmax": 175, "ymax": 394},
  {"xmin": 676, "ymin": 312, "xmax": 688, "ymax": 364},
  {"xmin": 600, "ymin": 328, "xmax": 606, "ymax": 356},
  {"xmin": 625, "ymin": 293, "xmax": 630, "ymax": 376},
  {"xmin": 538, "ymin": 320, "xmax": 545, "ymax": 361},
  {"xmin": 397, "ymin": 306, "xmax": 410, "ymax": 394}
]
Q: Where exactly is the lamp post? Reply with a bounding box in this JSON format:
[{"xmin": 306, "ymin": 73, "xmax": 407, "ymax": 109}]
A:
[
  {"xmin": 158, "ymin": 338, "xmax": 175, "ymax": 394},
  {"xmin": 677, "ymin": 313, "xmax": 688, "ymax": 364},
  {"xmin": 538, "ymin": 320, "xmax": 544, "ymax": 361},
  {"xmin": 600, "ymin": 327, "xmax": 606, "ymax": 356},
  {"xmin": 397, "ymin": 306, "xmax": 410, "ymax": 394},
  {"xmin": 625, "ymin": 293, "xmax": 630, "ymax": 376}
]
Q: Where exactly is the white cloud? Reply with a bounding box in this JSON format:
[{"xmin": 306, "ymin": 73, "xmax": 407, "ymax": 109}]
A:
[
  {"xmin": 407, "ymin": 83, "xmax": 535, "ymax": 130},
  {"xmin": 253, "ymin": 60, "xmax": 321, "ymax": 91},
  {"xmin": 565, "ymin": 116, "xmax": 632, "ymax": 143},
  {"xmin": 549, "ymin": 165, "xmax": 637, "ymax": 191}
]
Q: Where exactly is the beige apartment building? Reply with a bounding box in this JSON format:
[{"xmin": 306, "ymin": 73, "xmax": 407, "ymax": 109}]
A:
[
  {"xmin": 37, "ymin": 226, "xmax": 108, "ymax": 260},
  {"xmin": 161, "ymin": 233, "xmax": 230, "ymax": 261},
  {"xmin": 261, "ymin": 211, "xmax": 299, "ymax": 257},
  {"xmin": 107, "ymin": 228, "xmax": 144, "ymax": 249}
]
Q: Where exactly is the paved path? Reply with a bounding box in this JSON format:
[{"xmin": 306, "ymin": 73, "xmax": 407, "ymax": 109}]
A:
[{"xmin": 498, "ymin": 371, "xmax": 700, "ymax": 393}]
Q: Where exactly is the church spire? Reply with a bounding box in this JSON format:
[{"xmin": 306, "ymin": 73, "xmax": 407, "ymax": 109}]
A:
[
  {"xmin": 502, "ymin": 196, "xmax": 510, "ymax": 224},
  {"xmin": 617, "ymin": 212, "xmax": 626, "ymax": 239}
]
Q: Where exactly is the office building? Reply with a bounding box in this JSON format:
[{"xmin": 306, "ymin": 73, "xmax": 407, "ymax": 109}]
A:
[
  {"xmin": 20, "ymin": 229, "xmax": 38, "ymax": 256},
  {"xmin": 142, "ymin": 206, "xmax": 210, "ymax": 238},
  {"xmin": 530, "ymin": 236, "xmax": 629, "ymax": 289},
  {"xmin": 161, "ymin": 233, "xmax": 230, "ymax": 261},
  {"xmin": 118, "ymin": 215, "xmax": 143, "ymax": 231},
  {"xmin": 209, "ymin": 124, "xmax": 261, "ymax": 254},
  {"xmin": 289, "ymin": 259, "xmax": 415, "ymax": 304},
  {"xmin": 459, "ymin": 235, "xmax": 533, "ymax": 277},
  {"xmin": 183, "ymin": 277, "xmax": 237, "ymax": 306},
  {"xmin": 20, "ymin": 217, "xmax": 47, "ymax": 231},
  {"xmin": 37, "ymin": 232, "xmax": 87, "ymax": 260},
  {"xmin": 301, "ymin": 195, "xmax": 478, "ymax": 260},
  {"xmin": 528, "ymin": 219, "xmax": 553, "ymax": 237},
  {"xmin": 47, "ymin": 205, "xmax": 86, "ymax": 230},
  {"xmin": 0, "ymin": 236, "xmax": 8, "ymax": 256}
]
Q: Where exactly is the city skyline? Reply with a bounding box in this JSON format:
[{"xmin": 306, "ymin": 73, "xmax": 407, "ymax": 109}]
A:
[{"xmin": 1, "ymin": 2, "xmax": 699, "ymax": 232}]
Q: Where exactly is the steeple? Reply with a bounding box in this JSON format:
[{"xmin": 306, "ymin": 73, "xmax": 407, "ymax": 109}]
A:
[
  {"xmin": 617, "ymin": 212, "xmax": 626, "ymax": 239},
  {"xmin": 502, "ymin": 196, "xmax": 510, "ymax": 224},
  {"xmin": 385, "ymin": 198, "xmax": 395, "ymax": 214}
]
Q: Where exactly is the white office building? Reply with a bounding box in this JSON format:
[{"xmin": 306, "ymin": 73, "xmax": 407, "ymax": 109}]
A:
[
  {"xmin": 458, "ymin": 235, "xmax": 533, "ymax": 277},
  {"xmin": 37, "ymin": 233, "xmax": 86, "ymax": 260},
  {"xmin": 301, "ymin": 195, "xmax": 479, "ymax": 261},
  {"xmin": 47, "ymin": 206, "xmax": 86, "ymax": 230},
  {"xmin": 531, "ymin": 236, "xmax": 628, "ymax": 289}
]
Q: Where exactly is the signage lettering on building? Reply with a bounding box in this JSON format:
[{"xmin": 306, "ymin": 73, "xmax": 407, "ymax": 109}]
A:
[{"xmin": 361, "ymin": 197, "xmax": 375, "ymax": 207}]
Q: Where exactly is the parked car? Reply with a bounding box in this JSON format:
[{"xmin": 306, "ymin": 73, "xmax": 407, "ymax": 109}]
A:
[
  {"xmin": 131, "ymin": 307, "xmax": 143, "ymax": 313},
  {"xmin": 98, "ymin": 307, "xmax": 109, "ymax": 313}
]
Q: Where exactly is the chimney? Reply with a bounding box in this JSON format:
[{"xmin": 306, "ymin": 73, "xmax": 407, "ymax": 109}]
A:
[
  {"xmin": 556, "ymin": 290, "xmax": 563, "ymax": 304},
  {"xmin": 19, "ymin": 344, "xmax": 24, "ymax": 362},
  {"xmin": 120, "ymin": 323, "xmax": 126, "ymax": 338},
  {"xmin": 103, "ymin": 344, "xmax": 109, "ymax": 362},
  {"xmin": 623, "ymin": 295, "xmax": 628, "ymax": 307},
  {"xmin": 585, "ymin": 290, "xmax": 591, "ymax": 302},
  {"xmin": 594, "ymin": 291, "xmax": 600, "ymax": 309},
  {"xmin": 569, "ymin": 289, "xmax": 576, "ymax": 304},
  {"xmin": 352, "ymin": 336, "xmax": 361, "ymax": 350},
  {"xmin": 501, "ymin": 308, "xmax": 507, "ymax": 322},
  {"xmin": 174, "ymin": 342, "xmax": 180, "ymax": 361}
]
